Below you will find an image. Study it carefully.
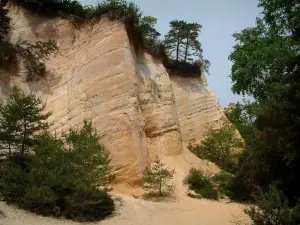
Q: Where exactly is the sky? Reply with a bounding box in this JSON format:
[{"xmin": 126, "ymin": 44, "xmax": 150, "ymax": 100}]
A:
[{"xmin": 79, "ymin": 0, "xmax": 261, "ymax": 106}]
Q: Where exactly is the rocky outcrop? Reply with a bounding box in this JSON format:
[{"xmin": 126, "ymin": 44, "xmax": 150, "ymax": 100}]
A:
[{"xmin": 1, "ymin": 5, "xmax": 226, "ymax": 185}]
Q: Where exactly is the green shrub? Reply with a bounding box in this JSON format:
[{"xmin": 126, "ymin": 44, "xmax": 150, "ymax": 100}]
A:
[
  {"xmin": 212, "ymin": 170, "xmax": 234, "ymax": 197},
  {"xmin": 189, "ymin": 123, "xmax": 244, "ymax": 173},
  {"xmin": 16, "ymin": 40, "xmax": 58, "ymax": 80},
  {"xmin": 143, "ymin": 157, "xmax": 175, "ymax": 197},
  {"xmin": 63, "ymin": 189, "xmax": 114, "ymax": 221},
  {"xmin": 184, "ymin": 168, "xmax": 218, "ymax": 200},
  {"xmin": 8, "ymin": 0, "xmax": 87, "ymax": 19},
  {"xmin": 6, "ymin": 0, "xmax": 165, "ymax": 55},
  {"xmin": 0, "ymin": 2, "xmax": 58, "ymax": 79},
  {"xmin": 21, "ymin": 185, "xmax": 58, "ymax": 216},
  {"xmin": 0, "ymin": 0, "xmax": 10, "ymax": 41},
  {"xmin": 0, "ymin": 99, "xmax": 115, "ymax": 222},
  {"xmin": 245, "ymin": 185, "xmax": 300, "ymax": 225},
  {"xmin": 165, "ymin": 60, "xmax": 202, "ymax": 76}
]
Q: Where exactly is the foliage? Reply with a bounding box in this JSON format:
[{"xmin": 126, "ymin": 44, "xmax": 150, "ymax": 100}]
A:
[
  {"xmin": 184, "ymin": 168, "xmax": 218, "ymax": 200},
  {"xmin": 64, "ymin": 120, "xmax": 115, "ymax": 188},
  {"xmin": 0, "ymin": 41, "xmax": 17, "ymax": 67},
  {"xmin": 228, "ymin": 0, "xmax": 300, "ymax": 208},
  {"xmin": 0, "ymin": 87, "xmax": 51, "ymax": 158},
  {"xmin": 8, "ymin": 0, "xmax": 161, "ymax": 52},
  {"xmin": 138, "ymin": 16, "xmax": 161, "ymax": 51},
  {"xmin": 188, "ymin": 123, "xmax": 244, "ymax": 173},
  {"xmin": 0, "ymin": 2, "xmax": 58, "ymax": 79},
  {"xmin": 8, "ymin": 0, "xmax": 88, "ymax": 19},
  {"xmin": 143, "ymin": 157, "xmax": 175, "ymax": 196},
  {"xmin": 63, "ymin": 189, "xmax": 114, "ymax": 221},
  {"xmin": 16, "ymin": 40, "xmax": 58, "ymax": 80},
  {"xmin": 0, "ymin": 0, "xmax": 15, "ymax": 66},
  {"xmin": 164, "ymin": 20, "xmax": 210, "ymax": 74},
  {"xmin": 0, "ymin": 0, "xmax": 10, "ymax": 42},
  {"xmin": 229, "ymin": 18, "xmax": 299, "ymax": 101},
  {"xmin": 5, "ymin": 0, "xmax": 211, "ymax": 76},
  {"xmin": 164, "ymin": 20, "xmax": 187, "ymax": 63},
  {"xmin": 245, "ymin": 185, "xmax": 300, "ymax": 225},
  {"xmin": 225, "ymin": 101, "xmax": 257, "ymax": 142},
  {"xmin": 0, "ymin": 89, "xmax": 115, "ymax": 221},
  {"xmin": 0, "ymin": 121, "xmax": 115, "ymax": 221},
  {"xmin": 165, "ymin": 59, "xmax": 202, "ymax": 76},
  {"xmin": 212, "ymin": 170, "xmax": 234, "ymax": 197}
]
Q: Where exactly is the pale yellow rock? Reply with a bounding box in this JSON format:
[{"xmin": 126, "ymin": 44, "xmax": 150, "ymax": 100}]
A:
[
  {"xmin": 1, "ymin": 5, "xmax": 226, "ymax": 185},
  {"xmin": 136, "ymin": 53, "xmax": 182, "ymax": 160},
  {"xmin": 171, "ymin": 74, "xmax": 225, "ymax": 143}
]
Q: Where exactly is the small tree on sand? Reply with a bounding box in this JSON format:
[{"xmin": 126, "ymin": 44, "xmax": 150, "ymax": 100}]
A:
[{"xmin": 143, "ymin": 157, "xmax": 175, "ymax": 196}]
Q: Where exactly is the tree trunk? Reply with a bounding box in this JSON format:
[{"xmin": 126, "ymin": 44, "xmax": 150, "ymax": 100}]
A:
[
  {"xmin": 21, "ymin": 123, "xmax": 26, "ymax": 156},
  {"xmin": 184, "ymin": 38, "xmax": 189, "ymax": 62},
  {"xmin": 159, "ymin": 179, "xmax": 162, "ymax": 196},
  {"xmin": 8, "ymin": 142, "xmax": 11, "ymax": 170},
  {"xmin": 176, "ymin": 38, "xmax": 180, "ymax": 64}
]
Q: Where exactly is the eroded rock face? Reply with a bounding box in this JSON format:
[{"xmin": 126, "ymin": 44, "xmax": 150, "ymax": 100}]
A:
[
  {"xmin": 170, "ymin": 74, "xmax": 225, "ymax": 142},
  {"xmin": 136, "ymin": 54, "xmax": 182, "ymax": 160},
  {"xmin": 1, "ymin": 5, "xmax": 225, "ymax": 185}
]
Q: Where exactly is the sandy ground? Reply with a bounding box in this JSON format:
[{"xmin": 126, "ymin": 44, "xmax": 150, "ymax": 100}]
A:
[
  {"xmin": 0, "ymin": 148, "xmax": 251, "ymax": 225},
  {"xmin": 0, "ymin": 194, "xmax": 250, "ymax": 225}
]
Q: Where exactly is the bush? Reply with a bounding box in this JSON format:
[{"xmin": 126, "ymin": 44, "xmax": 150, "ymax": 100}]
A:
[
  {"xmin": 189, "ymin": 123, "xmax": 244, "ymax": 173},
  {"xmin": 165, "ymin": 60, "xmax": 202, "ymax": 76},
  {"xmin": 245, "ymin": 185, "xmax": 300, "ymax": 225},
  {"xmin": 0, "ymin": 2, "xmax": 58, "ymax": 79},
  {"xmin": 212, "ymin": 170, "xmax": 234, "ymax": 197},
  {"xmin": 0, "ymin": 120, "xmax": 115, "ymax": 221},
  {"xmin": 184, "ymin": 168, "xmax": 218, "ymax": 200},
  {"xmin": 63, "ymin": 189, "xmax": 114, "ymax": 222},
  {"xmin": 0, "ymin": 0, "xmax": 10, "ymax": 41},
  {"xmin": 6, "ymin": 0, "xmax": 165, "ymax": 55},
  {"xmin": 16, "ymin": 40, "xmax": 58, "ymax": 81},
  {"xmin": 143, "ymin": 157, "xmax": 175, "ymax": 197}
]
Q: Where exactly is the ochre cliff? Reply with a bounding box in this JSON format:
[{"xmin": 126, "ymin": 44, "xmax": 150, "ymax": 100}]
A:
[{"xmin": 1, "ymin": 5, "xmax": 225, "ymax": 186}]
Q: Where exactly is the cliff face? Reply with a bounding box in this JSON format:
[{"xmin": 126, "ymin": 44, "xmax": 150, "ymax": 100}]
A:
[
  {"xmin": 1, "ymin": 6, "xmax": 225, "ymax": 185},
  {"xmin": 171, "ymin": 75, "xmax": 224, "ymax": 142}
]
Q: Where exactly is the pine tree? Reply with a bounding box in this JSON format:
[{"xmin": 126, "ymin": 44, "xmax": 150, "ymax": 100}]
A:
[
  {"xmin": 182, "ymin": 22, "xmax": 202, "ymax": 63},
  {"xmin": 143, "ymin": 157, "xmax": 175, "ymax": 196},
  {"xmin": 1, "ymin": 121, "xmax": 115, "ymax": 221},
  {"xmin": 0, "ymin": 102, "xmax": 17, "ymax": 168},
  {"xmin": 164, "ymin": 20, "xmax": 186, "ymax": 64},
  {"xmin": 140, "ymin": 16, "xmax": 161, "ymax": 49},
  {"xmin": 164, "ymin": 20, "xmax": 204, "ymax": 64},
  {"xmin": 16, "ymin": 40, "xmax": 58, "ymax": 81},
  {"xmin": 65, "ymin": 120, "xmax": 115, "ymax": 188},
  {"xmin": 0, "ymin": 87, "xmax": 51, "ymax": 158}
]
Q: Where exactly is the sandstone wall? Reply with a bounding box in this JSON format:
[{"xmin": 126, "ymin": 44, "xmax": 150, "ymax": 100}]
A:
[
  {"xmin": 170, "ymin": 74, "xmax": 225, "ymax": 143},
  {"xmin": 6, "ymin": 5, "xmax": 148, "ymax": 185},
  {"xmin": 1, "ymin": 5, "xmax": 225, "ymax": 186},
  {"xmin": 136, "ymin": 53, "xmax": 182, "ymax": 161}
]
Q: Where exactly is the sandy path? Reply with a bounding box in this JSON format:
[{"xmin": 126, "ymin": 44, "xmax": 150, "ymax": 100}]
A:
[{"xmin": 0, "ymin": 194, "xmax": 249, "ymax": 225}]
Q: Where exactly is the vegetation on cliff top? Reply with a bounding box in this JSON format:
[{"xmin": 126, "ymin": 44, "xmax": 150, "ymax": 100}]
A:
[{"xmin": 1, "ymin": 0, "xmax": 209, "ymax": 77}]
